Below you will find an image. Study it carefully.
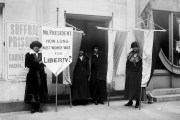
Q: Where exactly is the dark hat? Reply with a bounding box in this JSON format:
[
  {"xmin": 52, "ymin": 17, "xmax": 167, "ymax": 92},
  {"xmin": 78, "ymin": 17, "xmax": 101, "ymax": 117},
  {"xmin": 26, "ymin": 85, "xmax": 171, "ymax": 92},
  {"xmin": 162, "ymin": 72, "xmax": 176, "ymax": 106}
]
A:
[
  {"xmin": 80, "ymin": 47, "xmax": 86, "ymax": 52},
  {"xmin": 131, "ymin": 42, "xmax": 138, "ymax": 48},
  {"xmin": 91, "ymin": 45, "xmax": 99, "ymax": 51},
  {"xmin": 30, "ymin": 41, "xmax": 42, "ymax": 49}
]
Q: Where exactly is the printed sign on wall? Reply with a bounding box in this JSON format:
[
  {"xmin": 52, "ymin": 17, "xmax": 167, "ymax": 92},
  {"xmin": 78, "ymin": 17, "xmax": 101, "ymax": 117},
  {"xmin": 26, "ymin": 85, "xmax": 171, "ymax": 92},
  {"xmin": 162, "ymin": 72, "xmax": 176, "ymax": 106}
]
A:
[
  {"xmin": 6, "ymin": 22, "xmax": 41, "ymax": 80},
  {"xmin": 42, "ymin": 27, "xmax": 73, "ymax": 76}
]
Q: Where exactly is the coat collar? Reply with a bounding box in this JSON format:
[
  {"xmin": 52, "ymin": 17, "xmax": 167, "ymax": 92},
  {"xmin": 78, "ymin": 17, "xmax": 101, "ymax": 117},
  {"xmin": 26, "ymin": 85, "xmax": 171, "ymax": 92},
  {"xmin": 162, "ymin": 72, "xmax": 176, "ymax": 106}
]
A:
[{"xmin": 29, "ymin": 49, "xmax": 41, "ymax": 54}]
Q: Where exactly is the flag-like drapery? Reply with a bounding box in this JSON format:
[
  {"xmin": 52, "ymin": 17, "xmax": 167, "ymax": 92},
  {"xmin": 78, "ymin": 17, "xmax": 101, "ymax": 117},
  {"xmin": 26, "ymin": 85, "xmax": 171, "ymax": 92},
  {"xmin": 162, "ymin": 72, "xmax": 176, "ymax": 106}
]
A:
[
  {"xmin": 135, "ymin": 0, "xmax": 165, "ymax": 87},
  {"xmin": 139, "ymin": 0, "xmax": 154, "ymax": 30},
  {"xmin": 107, "ymin": 30, "xmax": 128, "ymax": 83},
  {"xmin": 113, "ymin": 31, "xmax": 128, "ymax": 76},
  {"xmin": 106, "ymin": 30, "xmax": 115, "ymax": 84},
  {"xmin": 52, "ymin": 31, "xmax": 83, "ymax": 84},
  {"xmin": 138, "ymin": 0, "xmax": 154, "ymax": 87},
  {"xmin": 133, "ymin": 28, "xmax": 164, "ymax": 87},
  {"xmin": 69, "ymin": 31, "xmax": 83, "ymax": 82},
  {"xmin": 133, "ymin": 29, "xmax": 154, "ymax": 87},
  {"xmin": 139, "ymin": 0, "xmax": 150, "ymax": 17}
]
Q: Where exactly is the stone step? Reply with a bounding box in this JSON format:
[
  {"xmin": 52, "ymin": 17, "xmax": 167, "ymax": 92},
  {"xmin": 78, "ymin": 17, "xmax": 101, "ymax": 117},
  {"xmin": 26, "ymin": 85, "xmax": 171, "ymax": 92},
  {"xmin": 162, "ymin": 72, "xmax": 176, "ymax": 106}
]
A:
[
  {"xmin": 152, "ymin": 88, "xmax": 180, "ymax": 96},
  {"xmin": 153, "ymin": 94, "xmax": 180, "ymax": 102}
]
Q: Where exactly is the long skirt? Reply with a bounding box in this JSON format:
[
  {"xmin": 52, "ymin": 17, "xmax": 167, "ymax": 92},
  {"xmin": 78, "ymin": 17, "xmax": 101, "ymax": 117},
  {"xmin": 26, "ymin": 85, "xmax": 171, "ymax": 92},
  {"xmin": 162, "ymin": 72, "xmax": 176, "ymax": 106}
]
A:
[
  {"xmin": 71, "ymin": 77, "xmax": 90, "ymax": 100},
  {"xmin": 24, "ymin": 72, "xmax": 49, "ymax": 103},
  {"xmin": 90, "ymin": 79, "xmax": 107, "ymax": 100},
  {"xmin": 125, "ymin": 70, "xmax": 141, "ymax": 100}
]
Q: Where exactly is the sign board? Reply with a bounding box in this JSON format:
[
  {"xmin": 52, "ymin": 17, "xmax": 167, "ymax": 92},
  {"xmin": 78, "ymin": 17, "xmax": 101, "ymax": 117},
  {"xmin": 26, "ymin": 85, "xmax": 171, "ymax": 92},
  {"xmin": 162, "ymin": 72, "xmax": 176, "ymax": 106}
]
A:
[
  {"xmin": 42, "ymin": 27, "xmax": 73, "ymax": 76},
  {"xmin": 6, "ymin": 22, "xmax": 41, "ymax": 80}
]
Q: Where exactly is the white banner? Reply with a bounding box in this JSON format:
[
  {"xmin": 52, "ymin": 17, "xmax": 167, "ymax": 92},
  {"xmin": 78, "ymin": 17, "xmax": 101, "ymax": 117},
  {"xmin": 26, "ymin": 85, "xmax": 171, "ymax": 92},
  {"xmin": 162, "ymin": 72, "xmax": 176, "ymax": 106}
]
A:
[
  {"xmin": 42, "ymin": 27, "xmax": 73, "ymax": 76},
  {"xmin": 141, "ymin": 30, "xmax": 154, "ymax": 87},
  {"xmin": 6, "ymin": 22, "xmax": 41, "ymax": 80},
  {"xmin": 133, "ymin": 29, "xmax": 154, "ymax": 87}
]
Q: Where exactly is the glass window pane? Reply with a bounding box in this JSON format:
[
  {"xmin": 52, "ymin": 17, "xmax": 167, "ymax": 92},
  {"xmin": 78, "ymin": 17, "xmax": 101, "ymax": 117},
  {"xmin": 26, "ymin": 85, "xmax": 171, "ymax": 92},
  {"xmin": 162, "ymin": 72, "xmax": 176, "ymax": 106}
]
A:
[
  {"xmin": 173, "ymin": 13, "xmax": 180, "ymax": 66},
  {"xmin": 153, "ymin": 11, "xmax": 169, "ymax": 69}
]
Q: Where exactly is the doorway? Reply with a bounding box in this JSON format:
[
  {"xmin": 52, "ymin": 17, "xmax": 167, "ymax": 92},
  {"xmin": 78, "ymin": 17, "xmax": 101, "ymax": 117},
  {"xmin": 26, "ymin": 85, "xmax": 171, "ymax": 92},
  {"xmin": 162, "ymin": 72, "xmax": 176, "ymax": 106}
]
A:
[
  {"xmin": 66, "ymin": 14, "xmax": 110, "ymax": 60},
  {"xmin": 51, "ymin": 14, "xmax": 111, "ymax": 87}
]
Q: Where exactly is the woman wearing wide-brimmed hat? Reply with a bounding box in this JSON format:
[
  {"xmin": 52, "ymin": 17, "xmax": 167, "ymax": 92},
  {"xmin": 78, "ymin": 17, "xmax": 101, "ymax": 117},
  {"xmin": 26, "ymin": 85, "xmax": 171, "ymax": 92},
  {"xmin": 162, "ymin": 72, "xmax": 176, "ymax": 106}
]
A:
[
  {"xmin": 24, "ymin": 41, "xmax": 49, "ymax": 113},
  {"xmin": 124, "ymin": 41, "xmax": 142, "ymax": 108}
]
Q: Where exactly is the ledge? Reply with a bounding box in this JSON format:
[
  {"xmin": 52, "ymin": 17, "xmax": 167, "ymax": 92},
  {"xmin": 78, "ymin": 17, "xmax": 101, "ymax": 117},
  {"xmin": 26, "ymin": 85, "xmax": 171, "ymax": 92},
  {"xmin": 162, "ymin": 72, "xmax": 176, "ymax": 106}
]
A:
[{"xmin": 153, "ymin": 69, "xmax": 170, "ymax": 76}]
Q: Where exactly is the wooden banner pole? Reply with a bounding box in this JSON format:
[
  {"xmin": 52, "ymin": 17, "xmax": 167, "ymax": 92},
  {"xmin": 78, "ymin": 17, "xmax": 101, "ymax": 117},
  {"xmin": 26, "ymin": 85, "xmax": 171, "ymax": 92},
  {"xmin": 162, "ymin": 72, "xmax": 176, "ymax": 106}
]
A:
[
  {"xmin": 55, "ymin": 7, "xmax": 59, "ymax": 112},
  {"xmin": 55, "ymin": 75, "xmax": 58, "ymax": 112},
  {"xmin": 69, "ymin": 84, "xmax": 72, "ymax": 108},
  {"xmin": 108, "ymin": 83, "xmax": 110, "ymax": 106}
]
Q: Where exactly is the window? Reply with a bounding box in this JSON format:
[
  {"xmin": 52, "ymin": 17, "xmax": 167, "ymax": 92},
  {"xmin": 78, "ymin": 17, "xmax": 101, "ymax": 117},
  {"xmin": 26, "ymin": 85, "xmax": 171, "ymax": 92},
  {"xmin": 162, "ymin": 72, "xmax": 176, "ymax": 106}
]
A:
[
  {"xmin": 173, "ymin": 13, "xmax": 180, "ymax": 66},
  {"xmin": 153, "ymin": 11, "xmax": 180, "ymax": 70},
  {"xmin": 153, "ymin": 11, "xmax": 169, "ymax": 69}
]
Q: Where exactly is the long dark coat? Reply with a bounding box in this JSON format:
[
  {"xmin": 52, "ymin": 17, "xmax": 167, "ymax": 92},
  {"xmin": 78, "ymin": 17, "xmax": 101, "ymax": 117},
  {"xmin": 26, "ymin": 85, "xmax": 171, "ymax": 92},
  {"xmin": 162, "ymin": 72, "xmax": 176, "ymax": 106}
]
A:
[
  {"xmin": 89, "ymin": 53, "xmax": 107, "ymax": 100},
  {"xmin": 71, "ymin": 56, "xmax": 90, "ymax": 100},
  {"xmin": 125, "ymin": 52, "xmax": 142, "ymax": 100},
  {"xmin": 24, "ymin": 52, "xmax": 48, "ymax": 103}
]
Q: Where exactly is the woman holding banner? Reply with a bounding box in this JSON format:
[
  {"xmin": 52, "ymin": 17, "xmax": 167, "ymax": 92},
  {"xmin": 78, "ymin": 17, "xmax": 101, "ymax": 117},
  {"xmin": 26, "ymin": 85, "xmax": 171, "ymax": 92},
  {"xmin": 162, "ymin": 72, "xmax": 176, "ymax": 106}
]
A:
[
  {"xmin": 24, "ymin": 41, "xmax": 49, "ymax": 113},
  {"xmin": 124, "ymin": 42, "xmax": 142, "ymax": 108}
]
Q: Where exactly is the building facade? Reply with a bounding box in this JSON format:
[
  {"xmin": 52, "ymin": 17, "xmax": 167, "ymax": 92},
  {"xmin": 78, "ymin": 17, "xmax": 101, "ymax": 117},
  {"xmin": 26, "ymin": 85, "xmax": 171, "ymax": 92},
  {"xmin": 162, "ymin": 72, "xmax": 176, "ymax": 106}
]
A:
[
  {"xmin": 0, "ymin": 0, "xmax": 136, "ymax": 103},
  {"xmin": 0, "ymin": 0, "xmax": 180, "ymax": 105},
  {"xmin": 143, "ymin": 0, "xmax": 180, "ymax": 90}
]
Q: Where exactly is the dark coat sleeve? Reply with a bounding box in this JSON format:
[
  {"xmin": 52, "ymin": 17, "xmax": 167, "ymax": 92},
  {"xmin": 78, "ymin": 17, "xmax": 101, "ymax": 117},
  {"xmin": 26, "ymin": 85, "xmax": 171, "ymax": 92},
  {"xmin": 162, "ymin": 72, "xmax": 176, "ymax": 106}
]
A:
[
  {"xmin": 25, "ymin": 53, "xmax": 41, "ymax": 69},
  {"xmin": 126, "ymin": 59, "xmax": 129, "ymax": 70}
]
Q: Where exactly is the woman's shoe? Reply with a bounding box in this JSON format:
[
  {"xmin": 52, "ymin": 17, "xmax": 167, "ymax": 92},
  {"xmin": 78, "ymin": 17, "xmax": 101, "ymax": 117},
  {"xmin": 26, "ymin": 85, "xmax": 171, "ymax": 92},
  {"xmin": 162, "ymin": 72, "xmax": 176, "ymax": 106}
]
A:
[
  {"xmin": 31, "ymin": 103, "xmax": 36, "ymax": 114},
  {"xmin": 82, "ymin": 100, "xmax": 88, "ymax": 106},
  {"xmin": 38, "ymin": 108, "xmax": 43, "ymax": 113},
  {"xmin": 99, "ymin": 101, "xmax": 104, "ymax": 105},
  {"xmin": 135, "ymin": 104, "xmax": 139, "ymax": 108},
  {"xmin": 31, "ymin": 108, "xmax": 35, "ymax": 114},
  {"xmin": 72, "ymin": 100, "xmax": 77, "ymax": 106},
  {"xmin": 98, "ymin": 99, "xmax": 104, "ymax": 105},
  {"xmin": 135, "ymin": 101, "xmax": 139, "ymax": 108},
  {"xmin": 124, "ymin": 100, "xmax": 133, "ymax": 106},
  {"xmin": 95, "ymin": 100, "xmax": 98, "ymax": 105}
]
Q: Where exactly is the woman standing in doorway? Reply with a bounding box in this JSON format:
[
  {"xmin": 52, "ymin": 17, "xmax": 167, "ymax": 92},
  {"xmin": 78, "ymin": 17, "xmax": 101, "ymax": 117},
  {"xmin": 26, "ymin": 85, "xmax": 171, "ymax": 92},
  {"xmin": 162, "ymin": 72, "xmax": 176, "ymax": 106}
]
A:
[
  {"xmin": 24, "ymin": 41, "xmax": 48, "ymax": 113},
  {"xmin": 90, "ymin": 45, "xmax": 107, "ymax": 105},
  {"xmin": 124, "ymin": 41, "xmax": 142, "ymax": 108},
  {"xmin": 71, "ymin": 48, "xmax": 90, "ymax": 106}
]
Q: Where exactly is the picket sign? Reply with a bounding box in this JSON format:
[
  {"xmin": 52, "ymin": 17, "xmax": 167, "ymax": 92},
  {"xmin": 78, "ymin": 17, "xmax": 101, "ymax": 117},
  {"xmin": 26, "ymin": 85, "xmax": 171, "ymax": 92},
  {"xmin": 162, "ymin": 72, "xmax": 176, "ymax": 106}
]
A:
[{"xmin": 42, "ymin": 26, "xmax": 73, "ymax": 112}]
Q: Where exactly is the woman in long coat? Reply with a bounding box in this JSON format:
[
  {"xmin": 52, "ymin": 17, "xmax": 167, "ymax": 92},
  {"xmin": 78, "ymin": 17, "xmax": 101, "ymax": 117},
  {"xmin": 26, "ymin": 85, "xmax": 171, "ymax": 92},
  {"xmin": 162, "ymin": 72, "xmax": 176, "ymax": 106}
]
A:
[
  {"xmin": 71, "ymin": 48, "xmax": 90, "ymax": 105},
  {"xmin": 89, "ymin": 45, "xmax": 107, "ymax": 105},
  {"xmin": 24, "ymin": 41, "xmax": 48, "ymax": 113},
  {"xmin": 124, "ymin": 42, "xmax": 142, "ymax": 108}
]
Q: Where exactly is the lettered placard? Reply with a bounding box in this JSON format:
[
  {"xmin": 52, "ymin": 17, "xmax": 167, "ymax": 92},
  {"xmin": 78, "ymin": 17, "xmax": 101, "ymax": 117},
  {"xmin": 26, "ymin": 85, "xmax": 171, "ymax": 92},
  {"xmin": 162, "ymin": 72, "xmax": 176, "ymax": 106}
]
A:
[{"xmin": 42, "ymin": 27, "xmax": 73, "ymax": 76}]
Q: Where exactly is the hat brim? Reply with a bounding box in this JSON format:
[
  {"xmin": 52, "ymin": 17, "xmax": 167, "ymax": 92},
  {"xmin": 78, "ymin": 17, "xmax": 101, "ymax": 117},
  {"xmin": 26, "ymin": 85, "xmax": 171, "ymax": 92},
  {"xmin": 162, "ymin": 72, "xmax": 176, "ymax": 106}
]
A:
[
  {"xmin": 30, "ymin": 41, "xmax": 42, "ymax": 49},
  {"xmin": 91, "ymin": 45, "xmax": 99, "ymax": 50}
]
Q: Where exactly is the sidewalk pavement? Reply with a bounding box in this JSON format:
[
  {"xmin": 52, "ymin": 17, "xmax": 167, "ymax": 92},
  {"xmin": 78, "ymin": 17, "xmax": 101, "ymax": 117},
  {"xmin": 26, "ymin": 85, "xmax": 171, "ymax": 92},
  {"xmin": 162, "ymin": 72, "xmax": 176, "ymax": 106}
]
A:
[{"xmin": 0, "ymin": 100, "xmax": 180, "ymax": 120}]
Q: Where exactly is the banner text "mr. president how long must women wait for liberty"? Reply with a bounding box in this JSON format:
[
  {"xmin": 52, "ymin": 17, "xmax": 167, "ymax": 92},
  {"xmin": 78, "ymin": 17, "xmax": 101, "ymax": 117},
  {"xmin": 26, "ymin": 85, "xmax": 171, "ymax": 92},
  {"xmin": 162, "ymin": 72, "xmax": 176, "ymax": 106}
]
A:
[{"xmin": 42, "ymin": 27, "xmax": 73, "ymax": 76}]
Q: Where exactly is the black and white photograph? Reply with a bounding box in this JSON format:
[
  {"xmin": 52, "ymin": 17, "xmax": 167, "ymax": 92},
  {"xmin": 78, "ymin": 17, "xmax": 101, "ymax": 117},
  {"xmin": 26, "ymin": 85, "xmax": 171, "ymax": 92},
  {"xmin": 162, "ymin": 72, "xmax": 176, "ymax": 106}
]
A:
[{"xmin": 0, "ymin": 0, "xmax": 180, "ymax": 120}]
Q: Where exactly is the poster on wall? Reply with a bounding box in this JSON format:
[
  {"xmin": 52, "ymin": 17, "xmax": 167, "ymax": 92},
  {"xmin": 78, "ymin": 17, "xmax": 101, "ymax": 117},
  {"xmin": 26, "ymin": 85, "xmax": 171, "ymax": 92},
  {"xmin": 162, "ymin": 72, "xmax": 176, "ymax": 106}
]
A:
[
  {"xmin": 6, "ymin": 22, "xmax": 41, "ymax": 80},
  {"xmin": 42, "ymin": 27, "xmax": 73, "ymax": 76}
]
